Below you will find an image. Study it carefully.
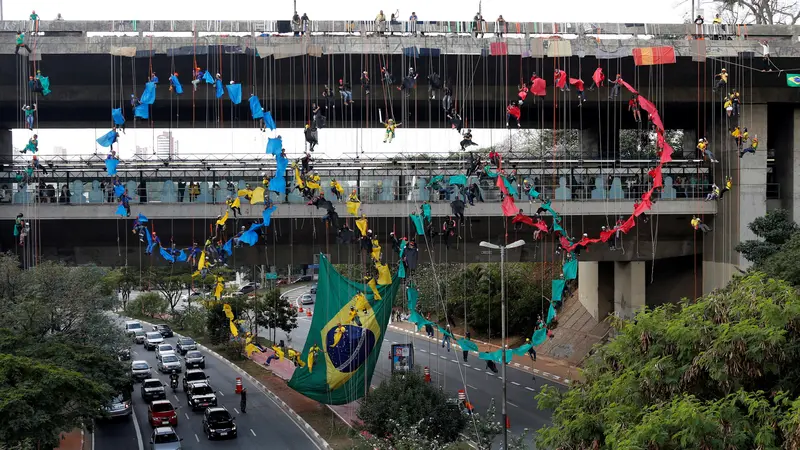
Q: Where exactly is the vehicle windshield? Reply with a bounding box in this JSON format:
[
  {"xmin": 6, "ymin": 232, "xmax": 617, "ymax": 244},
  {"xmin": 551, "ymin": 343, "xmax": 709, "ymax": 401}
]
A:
[
  {"xmin": 186, "ymin": 372, "xmax": 206, "ymax": 381},
  {"xmin": 132, "ymin": 362, "xmax": 149, "ymax": 370},
  {"xmin": 162, "ymin": 355, "xmax": 179, "ymax": 363},
  {"xmin": 157, "ymin": 324, "xmax": 171, "ymax": 330},
  {"xmin": 153, "ymin": 432, "xmax": 179, "ymax": 443},
  {"xmin": 158, "ymin": 345, "xmax": 174, "ymax": 352},
  {"xmin": 151, "ymin": 402, "xmax": 174, "ymax": 413},
  {"xmin": 191, "ymin": 385, "xmax": 213, "ymax": 395},
  {"xmin": 186, "ymin": 351, "xmax": 202, "ymax": 358},
  {"xmin": 143, "ymin": 380, "xmax": 162, "ymax": 389},
  {"xmin": 127, "ymin": 323, "xmax": 142, "ymax": 330},
  {"xmin": 179, "ymin": 338, "xmax": 194, "ymax": 345},
  {"xmin": 110, "ymin": 394, "xmax": 126, "ymax": 404},
  {"xmin": 208, "ymin": 411, "xmax": 231, "ymax": 422},
  {"xmin": 146, "ymin": 332, "xmax": 162, "ymax": 339}
]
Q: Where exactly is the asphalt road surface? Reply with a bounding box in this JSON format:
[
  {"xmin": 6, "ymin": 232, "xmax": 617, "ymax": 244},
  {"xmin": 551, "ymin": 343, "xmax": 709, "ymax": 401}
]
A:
[
  {"xmin": 94, "ymin": 318, "xmax": 321, "ymax": 450},
  {"xmin": 264, "ymin": 286, "xmax": 564, "ymax": 436}
]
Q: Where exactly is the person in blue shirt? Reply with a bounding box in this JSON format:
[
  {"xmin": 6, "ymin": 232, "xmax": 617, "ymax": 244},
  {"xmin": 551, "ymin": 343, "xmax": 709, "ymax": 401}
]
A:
[
  {"xmin": 150, "ymin": 72, "xmax": 159, "ymax": 84},
  {"xmin": 119, "ymin": 190, "xmax": 132, "ymax": 217}
]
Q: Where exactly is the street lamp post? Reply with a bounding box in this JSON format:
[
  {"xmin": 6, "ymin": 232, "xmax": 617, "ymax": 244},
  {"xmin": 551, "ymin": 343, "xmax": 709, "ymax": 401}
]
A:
[{"xmin": 479, "ymin": 239, "xmax": 525, "ymax": 450}]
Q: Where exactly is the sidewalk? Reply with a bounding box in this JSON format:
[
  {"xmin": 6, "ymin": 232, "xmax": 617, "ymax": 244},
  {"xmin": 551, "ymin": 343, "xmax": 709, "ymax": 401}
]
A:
[
  {"xmin": 56, "ymin": 429, "xmax": 87, "ymax": 450},
  {"xmin": 388, "ymin": 320, "xmax": 583, "ymax": 385}
]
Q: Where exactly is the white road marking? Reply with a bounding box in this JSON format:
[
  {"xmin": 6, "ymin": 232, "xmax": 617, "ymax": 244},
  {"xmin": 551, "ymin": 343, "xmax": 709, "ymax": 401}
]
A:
[
  {"xmin": 431, "ymin": 352, "xmax": 437, "ymax": 356},
  {"xmin": 485, "ymin": 372, "xmax": 495, "ymax": 376},
  {"xmin": 194, "ymin": 434, "xmax": 200, "ymax": 442},
  {"xmin": 420, "ymin": 349, "xmax": 427, "ymax": 352},
  {"xmin": 473, "ymin": 367, "xmax": 481, "ymax": 371},
  {"xmin": 130, "ymin": 402, "xmax": 145, "ymax": 450},
  {"xmin": 467, "ymin": 384, "xmax": 477, "ymax": 390},
  {"xmin": 508, "ymin": 401, "xmax": 519, "ymax": 408},
  {"xmin": 173, "ymin": 394, "xmax": 180, "ymax": 401},
  {"xmin": 439, "ymin": 356, "xmax": 447, "ymax": 360},
  {"xmin": 219, "ymin": 391, "xmax": 224, "ymax": 396},
  {"xmin": 234, "ymin": 408, "xmax": 239, "ymax": 414},
  {"xmin": 250, "ymin": 429, "xmax": 257, "ymax": 437},
  {"xmin": 185, "ymin": 413, "xmax": 190, "ymax": 420},
  {"xmin": 525, "ymin": 387, "xmax": 535, "ymax": 392},
  {"xmin": 451, "ymin": 359, "xmax": 458, "ymax": 363},
  {"xmin": 464, "ymin": 364, "xmax": 471, "ymax": 367},
  {"xmin": 511, "ymin": 381, "xmax": 521, "ymax": 386}
]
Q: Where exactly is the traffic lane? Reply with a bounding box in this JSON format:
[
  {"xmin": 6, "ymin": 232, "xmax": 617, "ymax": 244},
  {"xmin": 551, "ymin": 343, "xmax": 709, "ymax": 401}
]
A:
[
  {"xmin": 94, "ymin": 415, "xmax": 140, "ymax": 450},
  {"xmin": 281, "ymin": 313, "xmax": 557, "ymax": 433},
  {"xmin": 128, "ymin": 336, "xmax": 319, "ymax": 450}
]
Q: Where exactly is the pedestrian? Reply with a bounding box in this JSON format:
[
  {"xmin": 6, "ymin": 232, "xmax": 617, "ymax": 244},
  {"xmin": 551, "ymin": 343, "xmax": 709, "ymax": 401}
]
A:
[
  {"xmin": 462, "ymin": 331, "xmax": 471, "ymax": 362},
  {"xmin": 240, "ymin": 388, "xmax": 247, "ymax": 413}
]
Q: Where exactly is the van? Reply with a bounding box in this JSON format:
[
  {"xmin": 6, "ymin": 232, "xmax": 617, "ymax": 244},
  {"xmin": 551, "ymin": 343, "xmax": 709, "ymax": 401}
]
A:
[{"xmin": 125, "ymin": 320, "xmax": 143, "ymax": 336}]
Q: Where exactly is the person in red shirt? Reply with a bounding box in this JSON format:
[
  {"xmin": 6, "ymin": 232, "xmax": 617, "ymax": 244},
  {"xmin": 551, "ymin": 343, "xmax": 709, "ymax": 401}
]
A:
[
  {"xmin": 628, "ymin": 94, "xmax": 641, "ymax": 123},
  {"xmin": 609, "ymin": 74, "xmax": 623, "ymax": 99},
  {"xmin": 588, "ymin": 67, "xmax": 605, "ymax": 91},
  {"xmin": 517, "ymin": 83, "xmax": 529, "ymax": 105},
  {"xmin": 554, "ymin": 69, "xmax": 569, "ymax": 91},
  {"xmin": 569, "ymin": 78, "xmax": 586, "ymax": 105},
  {"xmin": 506, "ymin": 102, "xmax": 521, "ymax": 128}
]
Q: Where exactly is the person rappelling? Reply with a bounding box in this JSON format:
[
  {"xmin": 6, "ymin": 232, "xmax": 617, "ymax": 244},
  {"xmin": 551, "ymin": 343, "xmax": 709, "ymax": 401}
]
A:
[
  {"xmin": 28, "ymin": 76, "xmax": 42, "ymax": 95},
  {"xmin": 697, "ymin": 138, "xmax": 718, "ymax": 163},
  {"xmin": 691, "ymin": 216, "xmax": 712, "ymax": 233},
  {"xmin": 381, "ymin": 66, "xmax": 394, "ymax": 85},
  {"xmin": 226, "ymin": 196, "xmax": 242, "ymax": 218},
  {"xmin": 20, "ymin": 135, "xmax": 38, "ymax": 154},
  {"xmin": 588, "ymin": 67, "xmax": 605, "ymax": 91},
  {"xmin": 442, "ymin": 86, "xmax": 453, "ymax": 113},
  {"xmin": 304, "ymin": 124, "xmax": 319, "ymax": 152},
  {"xmin": 427, "ymin": 71, "xmax": 442, "ymax": 100},
  {"xmin": 338, "ymin": 79, "xmax": 353, "ymax": 105},
  {"xmin": 398, "ymin": 69, "xmax": 418, "ymax": 97},
  {"xmin": 460, "ymin": 129, "xmax": 477, "ymax": 150},
  {"xmin": 713, "ymin": 68, "xmax": 728, "ymax": 92},
  {"xmin": 629, "ymin": 94, "xmax": 642, "ymax": 123},
  {"xmin": 740, "ymin": 135, "xmax": 758, "ymax": 158},
  {"xmin": 382, "ymin": 119, "xmax": 401, "ymax": 143},
  {"xmin": 312, "ymin": 102, "xmax": 326, "ymax": 129},
  {"xmin": 360, "ymin": 71, "xmax": 371, "ymax": 96},
  {"xmin": 608, "ymin": 74, "xmax": 623, "ymax": 99},
  {"xmin": 569, "ymin": 77, "xmax": 586, "ymax": 105},
  {"xmin": 554, "ymin": 68, "xmax": 569, "ymax": 91},
  {"xmin": 15, "ymin": 32, "xmax": 31, "ymax": 55},
  {"xmin": 447, "ymin": 110, "xmax": 464, "ymax": 133},
  {"xmin": 705, "ymin": 183, "xmax": 721, "ymax": 201},
  {"xmin": 22, "ymin": 104, "xmax": 36, "ymax": 131},
  {"xmin": 506, "ymin": 102, "xmax": 521, "ymax": 129},
  {"xmin": 517, "ymin": 82, "xmax": 529, "ymax": 105}
]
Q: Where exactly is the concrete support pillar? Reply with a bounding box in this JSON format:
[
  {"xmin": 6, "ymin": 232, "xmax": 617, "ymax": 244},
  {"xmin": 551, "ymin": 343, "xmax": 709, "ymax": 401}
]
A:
[
  {"xmin": 703, "ymin": 104, "xmax": 767, "ymax": 293},
  {"xmin": 613, "ymin": 261, "xmax": 646, "ymax": 319},
  {"xmin": 578, "ymin": 261, "xmax": 613, "ymax": 321},
  {"xmin": 580, "ymin": 127, "xmax": 600, "ymax": 158},
  {"xmin": 0, "ymin": 128, "xmax": 11, "ymax": 168},
  {"xmin": 682, "ymin": 128, "xmax": 697, "ymax": 159}
]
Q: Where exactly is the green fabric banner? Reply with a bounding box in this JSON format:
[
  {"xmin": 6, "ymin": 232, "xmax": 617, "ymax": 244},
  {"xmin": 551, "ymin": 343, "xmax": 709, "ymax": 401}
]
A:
[
  {"xmin": 787, "ymin": 74, "xmax": 800, "ymax": 87},
  {"xmin": 288, "ymin": 254, "xmax": 400, "ymax": 405}
]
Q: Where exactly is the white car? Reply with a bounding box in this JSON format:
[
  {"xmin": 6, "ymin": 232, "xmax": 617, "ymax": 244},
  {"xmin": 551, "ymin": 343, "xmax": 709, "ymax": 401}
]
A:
[
  {"xmin": 125, "ymin": 320, "xmax": 143, "ymax": 336},
  {"xmin": 158, "ymin": 353, "xmax": 182, "ymax": 373},
  {"xmin": 299, "ymin": 293, "xmax": 314, "ymax": 305},
  {"xmin": 155, "ymin": 344, "xmax": 176, "ymax": 360},
  {"xmin": 145, "ymin": 332, "xmax": 164, "ymax": 350}
]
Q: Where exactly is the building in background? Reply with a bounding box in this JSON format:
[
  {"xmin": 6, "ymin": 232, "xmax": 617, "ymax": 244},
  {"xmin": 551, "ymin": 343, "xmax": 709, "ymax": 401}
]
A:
[
  {"xmin": 53, "ymin": 146, "xmax": 68, "ymax": 158},
  {"xmin": 134, "ymin": 145, "xmax": 150, "ymax": 159},
  {"xmin": 155, "ymin": 131, "xmax": 175, "ymax": 159}
]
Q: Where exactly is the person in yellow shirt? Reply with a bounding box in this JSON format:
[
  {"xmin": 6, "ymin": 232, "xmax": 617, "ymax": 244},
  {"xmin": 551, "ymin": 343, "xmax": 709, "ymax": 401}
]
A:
[
  {"xmin": 740, "ymin": 135, "xmax": 758, "ymax": 158},
  {"xmin": 382, "ymin": 119, "xmax": 401, "ymax": 143},
  {"xmin": 287, "ymin": 348, "xmax": 306, "ymax": 367},
  {"xmin": 330, "ymin": 178, "xmax": 344, "ymax": 201},
  {"xmin": 691, "ymin": 216, "xmax": 712, "ymax": 233},
  {"xmin": 714, "ymin": 68, "xmax": 728, "ymax": 92},
  {"xmin": 226, "ymin": 196, "xmax": 241, "ymax": 218},
  {"xmin": 724, "ymin": 97, "xmax": 733, "ymax": 117},
  {"xmin": 697, "ymin": 138, "xmax": 718, "ymax": 163},
  {"xmin": 307, "ymin": 344, "xmax": 320, "ymax": 372},
  {"xmin": 265, "ymin": 345, "xmax": 284, "ymax": 366},
  {"xmin": 332, "ymin": 323, "xmax": 347, "ymax": 347},
  {"xmin": 712, "ymin": 13, "xmax": 723, "ymax": 24}
]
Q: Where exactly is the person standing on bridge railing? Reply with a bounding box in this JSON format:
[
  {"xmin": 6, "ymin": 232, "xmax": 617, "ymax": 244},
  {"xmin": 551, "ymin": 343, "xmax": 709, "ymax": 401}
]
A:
[{"xmin": 29, "ymin": 11, "xmax": 39, "ymax": 32}]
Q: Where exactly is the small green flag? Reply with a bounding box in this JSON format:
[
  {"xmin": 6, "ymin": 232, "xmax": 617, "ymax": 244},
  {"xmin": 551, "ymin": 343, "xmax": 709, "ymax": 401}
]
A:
[{"xmin": 787, "ymin": 74, "xmax": 800, "ymax": 87}]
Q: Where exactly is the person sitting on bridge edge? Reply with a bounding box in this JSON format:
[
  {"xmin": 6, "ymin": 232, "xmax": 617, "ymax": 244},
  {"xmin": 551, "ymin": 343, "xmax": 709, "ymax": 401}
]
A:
[
  {"xmin": 304, "ymin": 124, "xmax": 318, "ymax": 152},
  {"xmin": 20, "ymin": 135, "xmax": 38, "ymax": 154},
  {"xmin": 629, "ymin": 94, "xmax": 641, "ymax": 123},
  {"xmin": 338, "ymin": 79, "xmax": 353, "ymax": 105},
  {"xmin": 705, "ymin": 184, "xmax": 721, "ymax": 202},
  {"xmin": 740, "ymin": 135, "xmax": 759, "ymax": 158},
  {"xmin": 608, "ymin": 74, "xmax": 623, "ymax": 99},
  {"xmin": 713, "ymin": 68, "xmax": 728, "ymax": 92},
  {"xmin": 697, "ymin": 138, "xmax": 718, "ymax": 163},
  {"xmin": 460, "ymin": 129, "xmax": 477, "ymax": 151},
  {"xmin": 360, "ymin": 71, "xmax": 370, "ymax": 96},
  {"xmin": 691, "ymin": 216, "xmax": 712, "ymax": 233},
  {"xmin": 21, "ymin": 104, "xmax": 36, "ymax": 131},
  {"xmin": 15, "ymin": 32, "xmax": 31, "ymax": 55},
  {"xmin": 382, "ymin": 119, "xmax": 401, "ymax": 143},
  {"xmin": 506, "ymin": 102, "xmax": 521, "ymax": 129}
]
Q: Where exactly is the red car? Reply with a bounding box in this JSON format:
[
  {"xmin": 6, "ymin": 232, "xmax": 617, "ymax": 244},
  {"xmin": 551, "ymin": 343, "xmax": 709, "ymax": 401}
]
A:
[{"xmin": 148, "ymin": 400, "xmax": 178, "ymax": 427}]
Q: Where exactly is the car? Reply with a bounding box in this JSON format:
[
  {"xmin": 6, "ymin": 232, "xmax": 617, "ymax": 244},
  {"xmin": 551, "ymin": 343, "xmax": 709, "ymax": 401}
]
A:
[
  {"xmin": 118, "ymin": 348, "xmax": 131, "ymax": 361},
  {"xmin": 144, "ymin": 332, "xmax": 164, "ymax": 350},
  {"xmin": 148, "ymin": 400, "xmax": 178, "ymax": 427},
  {"xmin": 140, "ymin": 378, "xmax": 166, "ymax": 402},
  {"xmin": 236, "ymin": 282, "xmax": 259, "ymax": 295},
  {"xmin": 182, "ymin": 369, "xmax": 208, "ymax": 391},
  {"xmin": 125, "ymin": 320, "xmax": 143, "ymax": 336},
  {"xmin": 153, "ymin": 324, "xmax": 174, "ymax": 338},
  {"xmin": 183, "ymin": 351, "xmax": 205, "ymax": 369},
  {"xmin": 149, "ymin": 426, "xmax": 183, "ymax": 450},
  {"xmin": 132, "ymin": 329, "xmax": 147, "ymax": 344},
  {"xmin": 175, "ymin": 337, "xmax": 197, "ymax": 355},
  {"xmin": 155, "ymin": 344, "xmax": 176, "ymax": 360},
  {"xmin": 310, "ymin": 284, "xmax": 317, "ymax": 294},
  {"xmin": 292, "ymin": 274, "xmax": 313, "ymax": 283},
  {"xmin": 103, "ymin": 393, "xmax": 132, "ymax": 418},
  {"xmin": 299, "ymin": 293, "xmax": 314, "ymax": 305},
  {"xmin": 202, "ymin": 407, "xmax": 237, "ymax": 440},
  {"xmin": 158, "ymin": 353, "xmax": 182, "ymax": 373},
  {"xmin": 131, "ymin": 360, "xmax": 152, "ymax": 381},
  {"xmin": 185, "ymin": 380, "xmax": 217, "ymax": 410}
]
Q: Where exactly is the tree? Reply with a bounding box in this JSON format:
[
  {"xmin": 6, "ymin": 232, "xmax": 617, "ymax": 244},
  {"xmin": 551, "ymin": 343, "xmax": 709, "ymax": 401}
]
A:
[
  {"xmin": 103, "ymin": 266, "xmax": 139, "ymax": 311},
  {"xmin": 735, "ymin": 209, "xmax": 798, "ymax": 266},
  {"xmin": 145, "ymin": 266, "xmax": 192, "ymax": 314},
  {"xmin": 535, "ymin": 272, "xmax": 800, "ymax": 449},
  {"xmin": 713, "ymin": 0, "xmax": 800, "ymax": 24},
  {"xmin": 205, "ymin": 295, "xmax": 249, "ymax": 345},
  {"xmin": 255, "ymin": 289, "xmax": 298, "ymax": 342},
  {"xmin": 127, "ymin": 292, "xmax": 168, "ymax": 318},
  {"xmin": 358, "ymin": 370, "xmax": 466, "ymax": 444}
]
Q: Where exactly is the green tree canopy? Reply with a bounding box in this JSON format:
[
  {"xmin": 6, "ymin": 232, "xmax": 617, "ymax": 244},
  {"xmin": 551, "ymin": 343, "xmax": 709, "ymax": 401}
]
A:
[
  {"xmin": 358, "ymin": 370, "xmax": 466, "ymax": 444},
  {"xmin": 736, "ymin": 209, "xmax": 798, "ymax": 266},
  {"xmin": 254, "ymin": 289, "xmax": 297, "ymax": 342},
  {"xmin": 536, "ymin": 272, "xmax": 800, "ymax": 449}
]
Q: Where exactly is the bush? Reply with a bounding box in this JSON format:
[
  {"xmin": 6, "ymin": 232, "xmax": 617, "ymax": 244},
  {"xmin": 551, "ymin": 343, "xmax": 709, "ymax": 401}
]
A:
[
  {"xmin": 358, "ymin": 370, "xmax": 466, "ymax": 444},
  {"xmin": 125, "ymin": 292, "xmax": 167, "ymax": 318}
]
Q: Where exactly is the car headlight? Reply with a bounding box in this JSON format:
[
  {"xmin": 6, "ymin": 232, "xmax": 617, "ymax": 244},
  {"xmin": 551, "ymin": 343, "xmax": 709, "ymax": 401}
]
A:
[
  {"xmin": 208, "ymin": 428, "xmax": 216, "ymax": 433},
  {"xmin": 231, "ymin": 424, "xmax": 236, "ymax": 430}
]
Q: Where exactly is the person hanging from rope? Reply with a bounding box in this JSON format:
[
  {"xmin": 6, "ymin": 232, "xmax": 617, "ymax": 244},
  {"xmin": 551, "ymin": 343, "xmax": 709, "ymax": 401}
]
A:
[
  {"xmin": 506, "ymin": 102, "xmax": 521, "ymax": 129},
  {"xmin": 398, "ymin": 70, "xmax": 418, "ymax": 97},
  {"xmin": 608, "ymin": 74, "xmax": 623, "ymax": 99},
  {"xmin": 28, "ymin": 76, "xmax": 43, "ymax": 96},
  {"xmin": 389, "ymin": 231, "xmax": 401, "ymax": 254},
  {"xmin": 459, "ymin": 129, "xmax": 477, "ymax": 151},
  {"xmin": 697, "ymin": 137, "xmax": 718, "ymax": 163},
  {"xmin": 691, "ymin": 216, "xmax": 712, "ymax": 233},
  {"xmin": 713, "ymin": 68, "xmax": 728, "ymax": 92},
  {"xmin": 442, "ymin": 216, "xmax": 458, "ymax": 249},
  {"xmin": 338, "ymin": 79, "xmax": 353, "ymax": 105},
  {"xmin": 119, "ymin": 190, "xmax": 132, "ymax": 217},
  {"xmin": 486, "ymin": 359, "xmax": 499, "ymax": 374},
  {"xmin": 517, "ymin": 82, "xmax": 529, "ymax": 105},
  {"xmin": 169, "ymin": 72, "xmax": 182, "ymax": 94},
  {"xmin": 723, "ymin": 95, "xmax": 733, "ymax": 118},
  {"xmin": 467, "ymin": 183, "xmax": 482, "ymax": 205},
  {"xmin": 15, "ymin": 32, "xmax": 31, "ymax": 55},
  {"xmin": 719, "ymin": 176, "xmax": 733, "ymax": 199},
  {"xmin": 13, "ymin": 213, "xmax": 23, "ymax": 242},
  {"xmin": 466, "ymin": 153, "xmax": 480, "ymax": 177},
  {"xmin": 21, "ymin": 104, "xmax": 36, "ymax": 131},
  {"xmin": 526, "ymin": 337, "xmax": 537, "ymax": 361},
  {"xmin": 306, "ymin": 343, "xmax": 320, "ymax": 372},
  {"xmin": 132, "ymin": 218, "xmax": 147, "ymax": 242},
  {"xmin": 304, "ymin": 124, "xmax": 319, "ymax": 152},
  {"xmin": 311, "ymin": 102, "xmax": 325, "ymax": 129},
  {"xmin": 380, "ymin": 66, "xmax": 394, "ymax": 85},
  {"xmin": 232, "ymin": 225, "xmax": 247, "ymax": 248},
  {"xmin": 300, "ymin": 152, "xmax": 313, "ymax": 175},
  {"xmin": 191, "ymin": 67, "xmax": 204, "ymax": 91},
  {"xmin": 18, "ymin": 218, "xmax": 30, "ymax": 247},
  {"xmin": 554, "ymin": 68, "xmax": 569, "ymax": 92},
  {"xmin": 588, "ymin": 67, "xmax": 605, "ymax": 91},
  {"xmin": 760, "ymin": 40, "xmax": 773, "ymax": 71},
  {"xmin": 532, "ymin": 217, "xmax": 549, "ymax": 240},
  {"xmin": 731, "ymin": 90, "xmax": 741, "ymax": 116},
  {"xmin": 382, "ymin": 119, "xmax": 401, "ymax": 143},
  {"xmin": 629, "ymin": 94, "xmax": 642, "ymax": 123},
  {"xmin": 451, "ymin": 198, "xmax": 465, "ymax": 223},
  {"xmin": 330, "ymin": 178, "xmax": 344, "ymax": 201},
  {"xmin": 705, "ymin": 183, "xmax": 721, "ymax": 201},
  {"xmin": 321, "ymin": 84, "xmax": 335, "ymax": 112},
  {"xmin": 360, "ymin": 71, "xmax": 370, "ymax": 96},
  {"xmin": 740, "ymin": 135, "xmax": 758, "ymax": 158},
  {"xmin": 226, "ymin": 195, "xmax": 242, "ymax": 218},
  {"xmin": 150, "ymin": 72, "xmax": 159, "ymax": 85},
  {"xmin": 447, "ymin": 109, "xmax": 464, "ymax": 133},
  {"xmin": 633, "ymin": 199, "xmax": 649, "ymax": 223},
  {"xmin": 441, "ymin": 324, "xmax": 452, "ymax": 352},
  {"xmin": 427, "ymin": 71, "xmax": 442, "ymax": 100},
  {"xmin": 570, "ymin": 78, "xmax": 586, "ymax": 105},
  {"xmin": 442, "ymin": 85, "xmax": 453, "ymax": 113},
  {"xmin": 20, "ymin": 135, "xmax": 38, "ymax": 154},
  {"xmin": 733, "ymin": 126, "xmax": 749, "ymax": 149}
]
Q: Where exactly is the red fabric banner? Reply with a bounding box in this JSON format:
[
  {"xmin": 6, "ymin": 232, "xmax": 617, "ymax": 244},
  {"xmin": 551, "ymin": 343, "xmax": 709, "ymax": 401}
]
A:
[
  {"xmin": 490, "ymin": 42, "xmax": 508, "ymax": 56},
  {"xmin": 554, "ymin": 70, "xmax": 567, "ymax": 89},
  {"xmin": 531, "ymin": 77, "xmax": 546, "ymax": 96},
  {"xmin": 592, "ymin": 67, "xmax": 604, "ymax": 87},
  {"xmin": 512, "ymin": 213, "xmax": 534, "ymax": 227},
  {"xmin": 649, "ymin": 165, "xmax": 663, "ymax": 189},
  {"xmin": 632, "ymin": 46, "xmax": 676, "ymax": 66},
  {"xmin": 569, "ymin": 78, "xmax": 584, "ymax": 91},
  {"xmin": 501, "ymin": 196, "xmax": 517, "ymax": 216}
]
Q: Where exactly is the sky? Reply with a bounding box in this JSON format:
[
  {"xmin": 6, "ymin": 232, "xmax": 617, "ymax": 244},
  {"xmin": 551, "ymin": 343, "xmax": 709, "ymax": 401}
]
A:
[{"xmin": 7, "ymin": 0, "xmax": 690, "ymax": 25}]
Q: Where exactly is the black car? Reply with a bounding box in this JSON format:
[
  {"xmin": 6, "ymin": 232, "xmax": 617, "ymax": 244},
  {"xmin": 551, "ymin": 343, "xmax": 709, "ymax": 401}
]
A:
[
  {"xmin": 153, "ymin": 324, "xmax": 174, "ymax": 338},
  {"xmin": 185, "ymin": 381, "xmax": 217, "ymax": 410},
  {"xmin": 176, "ymin": 337, "xmax": 197, "ymax": 355},
  {"xmin": 202, "ymin": 407, "xmax": 237, "ymax": 440},
  {"xmin": 236, "ymin": 282, "xmax": 259, "ymax": 295},
  {"xmin": 141, "ymin": 378, "xmax": 166, "ymax": 402},
  {"xmin": 182, "ymin": 369, "xmax": 208, "ymax": 391},
  {"xmin": 184, "ymin": 351, "xmax": 205, "ymax": 369}
]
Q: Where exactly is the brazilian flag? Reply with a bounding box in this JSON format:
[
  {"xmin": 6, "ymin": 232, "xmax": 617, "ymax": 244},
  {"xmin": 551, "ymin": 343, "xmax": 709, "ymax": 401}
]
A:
[
  {"xmin": 787, "ymin": 74, "xmax": 800, "ymax": 87},
  {"xmin": 288, "ymin": 254, "xmax": 400, "ymax": 405}
]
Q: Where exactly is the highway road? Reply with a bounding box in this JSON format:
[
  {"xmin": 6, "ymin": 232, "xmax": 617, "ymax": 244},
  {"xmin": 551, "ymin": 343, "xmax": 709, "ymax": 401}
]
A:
[
  {"xmin": 94, "ymin": 317, "xmax": 322, "ymax": 450},
  {"xmin": 269, "ymin": 285, "xmax": 564, "ymax": 435}
]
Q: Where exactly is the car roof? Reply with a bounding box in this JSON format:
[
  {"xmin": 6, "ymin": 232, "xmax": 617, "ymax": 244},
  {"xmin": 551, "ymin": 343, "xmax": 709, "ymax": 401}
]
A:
[
  {"xmin": 146, "ymin": 332, "xmax": 162, "ymax": 336},
  {"xmin": 143, "ymin": 378, "xmax": 162, "ymax": 383},
  {"xmin": 206, "ymin": 406, "xmax": 227, "ymax": 413},
  {"xmin": 187, "ymin": 380, "xmax": 210, "ymax": 388},
  {"xmin": 132, "ymin": 360, "xmax": 149, "ymax": 365},
  {"xmin": 160, "ymin": 352, "xmax": 177, "ymax": 357},
  {"xmin": 151, "ymin": 400, "xmax": 173, "ymax": 407},
  {"xmin": 125, "ymin": 320, "xmax": 141, "ymax": 324},
  {"xmin": 185, "ymin": 368, "xmax": 206, "ymax": 374},
  {"xmin": 158, "ymin": 343, "xmax": 173, "ymax": 347},
  {"xmin": 154, "ymin": 426, "xmax": 176, "ymax": 434}
]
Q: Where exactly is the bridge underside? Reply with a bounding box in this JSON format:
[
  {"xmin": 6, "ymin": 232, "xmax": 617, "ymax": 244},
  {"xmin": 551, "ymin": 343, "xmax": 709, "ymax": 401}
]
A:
[
  {"xmin": 4, "ymin": 213, "xmax": 701, "ymax": 267},
  {"xmin": 2, "ymin": 54, "xmax": 799, "ymax": 130}
]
